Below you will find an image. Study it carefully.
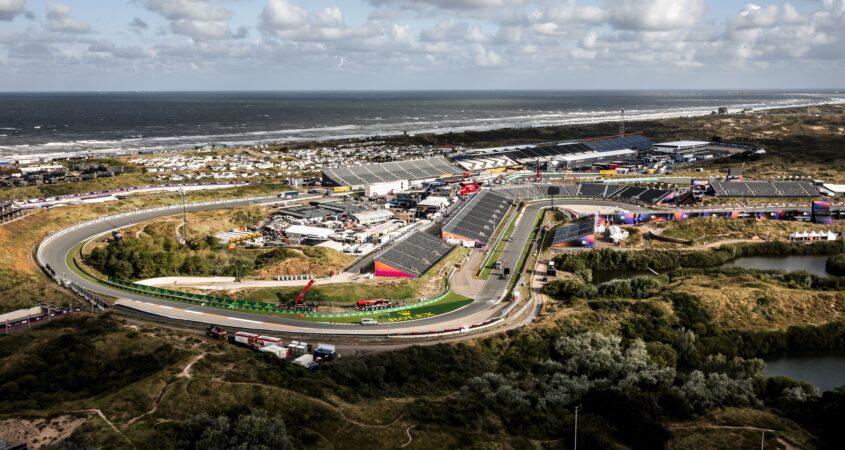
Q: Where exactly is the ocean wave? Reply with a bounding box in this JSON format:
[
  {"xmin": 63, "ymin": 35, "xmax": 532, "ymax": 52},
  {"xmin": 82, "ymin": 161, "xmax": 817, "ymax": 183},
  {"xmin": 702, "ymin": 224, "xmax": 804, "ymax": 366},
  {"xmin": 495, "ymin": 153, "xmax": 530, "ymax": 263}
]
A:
[{"xmin": 2, "ymin": 94, "xmax": 843, "ymax": 161}]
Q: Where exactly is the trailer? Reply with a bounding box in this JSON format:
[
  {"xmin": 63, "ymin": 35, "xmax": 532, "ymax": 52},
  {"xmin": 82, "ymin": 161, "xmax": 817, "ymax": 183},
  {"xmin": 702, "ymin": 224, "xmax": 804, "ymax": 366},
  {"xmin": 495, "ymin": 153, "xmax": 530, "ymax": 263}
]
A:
[
  {"xmin": 232, "ymin": 331, "xmax": 259, "ymax": 347},
  {"xmin": 259, "ymin": 344, "xmax": 289, "ymax": 360},
  {"xmin": 254, "ymin": 335, "xmax": 283, "ymax": 349}
]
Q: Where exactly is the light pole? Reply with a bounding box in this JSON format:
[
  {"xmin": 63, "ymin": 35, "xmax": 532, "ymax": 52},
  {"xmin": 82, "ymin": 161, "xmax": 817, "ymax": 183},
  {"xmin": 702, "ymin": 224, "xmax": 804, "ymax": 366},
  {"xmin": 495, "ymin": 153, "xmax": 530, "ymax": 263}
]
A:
[{"xmin": 574, "ymin": 405, "xmax": 579, "ymax": 450}]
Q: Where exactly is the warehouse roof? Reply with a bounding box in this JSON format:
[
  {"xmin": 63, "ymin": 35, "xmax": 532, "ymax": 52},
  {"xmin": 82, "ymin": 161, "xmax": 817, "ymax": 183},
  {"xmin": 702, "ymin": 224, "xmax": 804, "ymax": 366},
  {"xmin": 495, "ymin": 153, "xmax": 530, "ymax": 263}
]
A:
[
  {"xmin": 351, "ymin": 209, "xmax": 395, "ymax": 222},
  {"xmin": 323, "ymin": 156, "xmax": 461, "ymax": 187},
  {"xmin": 556, "ymin": 148, "xmax": 635, "ymax": 162},
  {"xmin": 284, "ymin": 225, "xmax": 334, "ymax": 238}
]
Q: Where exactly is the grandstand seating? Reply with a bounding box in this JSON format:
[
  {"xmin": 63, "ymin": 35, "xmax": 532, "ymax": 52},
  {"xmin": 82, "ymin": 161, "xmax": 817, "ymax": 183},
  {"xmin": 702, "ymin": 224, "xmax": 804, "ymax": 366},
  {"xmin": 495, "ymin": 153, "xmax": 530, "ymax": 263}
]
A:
[
  {"xmin": 709, "ymin": 180, "xmax": 819, "ymax": 197},
  {"xmin": 611, "ymin": 186, "xmax": 675, "ymax": 204},
  {"xmin": 583, "ymin": 135, "xmax": 653, "ymax": 152},
  {"xmin": 442, "ymin": 191, "xmax": 512, "ymax": 244},
  {"xmin": 375, "ymin": 229, "xmax": 455, "ymax": 278},
  {"xmin": 576, "ymin": 183, "xmax": 623, "ymax": 198},
  {"xmin": 323, "ymin": 156, "xmax": 462, "ymax": 187}
]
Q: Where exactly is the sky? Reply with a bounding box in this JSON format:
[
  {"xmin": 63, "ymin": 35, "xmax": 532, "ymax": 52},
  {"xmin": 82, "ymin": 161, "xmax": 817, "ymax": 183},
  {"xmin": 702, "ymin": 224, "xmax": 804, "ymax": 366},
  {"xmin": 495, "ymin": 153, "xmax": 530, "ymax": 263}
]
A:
[{"xmin": 0, "ymin": 0, "xmax": 843, "ymax": 91}]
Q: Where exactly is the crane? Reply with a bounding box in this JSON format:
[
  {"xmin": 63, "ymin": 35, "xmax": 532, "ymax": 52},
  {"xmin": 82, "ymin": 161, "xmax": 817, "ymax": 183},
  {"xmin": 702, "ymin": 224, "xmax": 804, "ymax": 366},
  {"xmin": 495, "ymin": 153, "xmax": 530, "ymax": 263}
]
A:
[{"xmin": 281, "ymin": 279, "xmax": 317, "ymax": 311}]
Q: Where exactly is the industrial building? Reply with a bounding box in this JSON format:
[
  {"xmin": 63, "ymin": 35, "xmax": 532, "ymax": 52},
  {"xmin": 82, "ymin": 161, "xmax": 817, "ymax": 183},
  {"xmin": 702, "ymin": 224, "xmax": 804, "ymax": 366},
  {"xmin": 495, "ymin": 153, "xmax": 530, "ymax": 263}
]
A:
[
  {"xmin": 552, "ymin": 148, "xmax": 637, "ymax": 169},
  {"xmin": 351, "ymin": 209, "xmax": 395, "ymax": 226},
  {"xmin": 652, "ymin": 141, "xmax": 711, "ymax": 155},
  {"xmin": 454, "ymin": 135, "xmax": 652, "ymax": 168}
]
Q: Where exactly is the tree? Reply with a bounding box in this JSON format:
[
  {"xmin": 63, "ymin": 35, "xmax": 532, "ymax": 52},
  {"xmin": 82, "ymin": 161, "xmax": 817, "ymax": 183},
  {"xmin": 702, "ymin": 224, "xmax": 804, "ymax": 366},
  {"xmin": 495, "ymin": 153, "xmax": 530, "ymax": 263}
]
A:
[{"xmin": 176, "ymin": 410, "xmax": 294, "ymax": 450}]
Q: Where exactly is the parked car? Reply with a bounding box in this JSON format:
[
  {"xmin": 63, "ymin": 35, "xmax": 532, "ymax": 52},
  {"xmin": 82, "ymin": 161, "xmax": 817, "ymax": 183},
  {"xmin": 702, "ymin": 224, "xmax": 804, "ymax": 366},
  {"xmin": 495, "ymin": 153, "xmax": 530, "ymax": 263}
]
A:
[{"xmin": 360, "ymin": 318, "xmax": 378, "ymax": 326}]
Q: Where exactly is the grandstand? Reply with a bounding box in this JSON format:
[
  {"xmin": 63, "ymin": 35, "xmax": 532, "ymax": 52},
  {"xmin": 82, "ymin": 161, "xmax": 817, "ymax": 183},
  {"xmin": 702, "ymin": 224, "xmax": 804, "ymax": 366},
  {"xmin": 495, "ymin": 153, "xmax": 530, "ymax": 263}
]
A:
[
  {"xmin": 576, "ymin": 183, "xmax": 622, "ymax": 198},
  {"xmin": 491, "ymin": 183, "xmax": 675, "ymax": 205},
  {"xmin": 442, "ymin": 191, "xmax": 512, "ymax": 246},
  {"xmin": 709, "ymin": 180, "xmax": 819, "ymax": 197},
  {"xmin": 583, "ymin": 135, "xmax": 654, "ymax": 152},
  {"xmin": 375, "ymin": 229, "xmax": 455, "ymax": 278},
  {"xmin": 551, "ymin": 215, "xmax": 596, "ymax": 248},
  {"xmin": 611, "ymin": 186, "xmax": 676, "ymax": 205},
  {"xmin": 456, "ymin": 135, "xmax": 654, "ymax": 166},
  {"xmin": 322, "ymin": 156, "xmax": 462, "ymax": 188}
]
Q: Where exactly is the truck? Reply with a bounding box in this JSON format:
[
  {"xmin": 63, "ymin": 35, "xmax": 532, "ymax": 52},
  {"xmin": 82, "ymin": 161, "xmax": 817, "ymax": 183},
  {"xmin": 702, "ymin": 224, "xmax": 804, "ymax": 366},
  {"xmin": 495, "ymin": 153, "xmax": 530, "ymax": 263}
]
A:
[
  {"xmin": 459, "ymin": 181, "xmax": 480, "ymax": 197},
  {"xmin": 206, "ymin": 325, "xmax": 227, "ymax": 340},
  {"xmin": 280, "ymin": 279, "xmax": 317, "ymax": 311},
  {"xmin": 546, "ymin": 260, "xmax": 557, "ymax": 276},
  {"xmin": 355, "ymin": 299, "xmax": 392, "ymax": 311},
  {"xmin": 278, "ymin": 191, "xmax": 299, "ymax": 199}
]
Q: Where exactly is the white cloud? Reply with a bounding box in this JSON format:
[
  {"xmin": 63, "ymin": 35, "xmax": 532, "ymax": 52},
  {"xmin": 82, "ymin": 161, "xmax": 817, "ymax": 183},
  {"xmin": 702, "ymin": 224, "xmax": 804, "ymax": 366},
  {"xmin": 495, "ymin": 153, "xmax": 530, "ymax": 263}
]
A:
[
  {"xmin": 46, "ymin": 2, "xmax": 92, "ymax": 33},
  {"xmin": 0, "ymin": 0, "xmax": 26, "ymax": 21},
  {"xmin": 143, "ymin": 0, "xmax": 244, "ymax": 41},
  {"xmin": 261, "ymin": 0, "xmax": 308, "ymax": 31},
  {"xmin": 607, "ymin": 0, "xmax": 707, "ymax": 31},
  {"xmin": 735, "ymin": 4, "xmax": 779, "ymax": 29}
]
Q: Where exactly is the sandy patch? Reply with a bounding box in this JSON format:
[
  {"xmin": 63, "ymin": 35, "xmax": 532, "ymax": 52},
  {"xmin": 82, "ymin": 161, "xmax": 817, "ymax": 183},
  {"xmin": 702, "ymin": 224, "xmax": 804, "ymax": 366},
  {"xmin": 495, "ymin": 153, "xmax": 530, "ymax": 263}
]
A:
[{"xmin": 0, "ymin": 415, "xmax": 88, "ymax": 449}]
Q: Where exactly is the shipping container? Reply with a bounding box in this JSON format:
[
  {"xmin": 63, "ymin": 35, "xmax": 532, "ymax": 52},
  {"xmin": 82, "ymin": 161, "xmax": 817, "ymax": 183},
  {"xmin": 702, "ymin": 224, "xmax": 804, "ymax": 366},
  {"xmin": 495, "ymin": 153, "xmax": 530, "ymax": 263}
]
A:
[{"xmin": 332, "ymin": 186, "xmax": 351, "ymax": 193}]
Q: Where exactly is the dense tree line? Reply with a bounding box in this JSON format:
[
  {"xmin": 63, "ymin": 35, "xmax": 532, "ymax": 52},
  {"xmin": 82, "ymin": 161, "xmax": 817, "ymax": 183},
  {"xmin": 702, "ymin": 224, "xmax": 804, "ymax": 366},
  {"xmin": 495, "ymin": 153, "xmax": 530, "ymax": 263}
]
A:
[
  {"xmin": 86, "ymin": 236, "xmax": 255, "ymax": 280},
  {"xmin": 826, "ymin": 253, "xmax": 845, "ymax": 276},
  {"xmin": 0, "ymin": 315, "xmax": 185, "ymax": 413},
  {"xmin": 554, "ymin": 241, "xmax": 845, "ymax": 273},
  {"xmin": 158, "ymin": 409, "xmax": 294, "ymax": 450},
  {"xmin": 542, "ymin": 275, "xmax": 663, "ymax": 301}
]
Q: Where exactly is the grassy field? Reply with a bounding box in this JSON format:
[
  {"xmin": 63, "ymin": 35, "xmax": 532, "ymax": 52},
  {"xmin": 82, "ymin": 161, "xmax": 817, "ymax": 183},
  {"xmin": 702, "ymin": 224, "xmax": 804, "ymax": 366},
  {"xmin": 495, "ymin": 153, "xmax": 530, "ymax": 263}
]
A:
[
  {"xmin": 0, "ymin": 183, "xmax": 289, "ymax": 314},
  {"xmin": 233, "ymin": 245, "xmax": 469, "ymax": 306}
]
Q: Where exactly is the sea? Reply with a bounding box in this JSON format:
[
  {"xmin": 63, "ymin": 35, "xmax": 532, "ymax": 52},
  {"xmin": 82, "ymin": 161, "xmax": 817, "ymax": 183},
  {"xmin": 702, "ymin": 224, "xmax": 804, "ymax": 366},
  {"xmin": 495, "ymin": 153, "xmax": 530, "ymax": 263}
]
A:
[{"xmin": 1, "ymin": 90, "xmax": 843, "ymax": 161}]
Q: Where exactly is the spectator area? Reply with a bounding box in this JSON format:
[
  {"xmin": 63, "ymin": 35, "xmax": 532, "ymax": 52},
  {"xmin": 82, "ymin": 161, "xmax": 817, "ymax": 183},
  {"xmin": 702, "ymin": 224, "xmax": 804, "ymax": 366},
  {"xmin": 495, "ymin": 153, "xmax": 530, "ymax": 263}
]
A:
[
  {"xmin": 375, "ymin": 229, "xmax": 455, "ymax": 278},
  {"xmin": 442, "ymin": 191, "xmax": 512, "ymax": 246}
]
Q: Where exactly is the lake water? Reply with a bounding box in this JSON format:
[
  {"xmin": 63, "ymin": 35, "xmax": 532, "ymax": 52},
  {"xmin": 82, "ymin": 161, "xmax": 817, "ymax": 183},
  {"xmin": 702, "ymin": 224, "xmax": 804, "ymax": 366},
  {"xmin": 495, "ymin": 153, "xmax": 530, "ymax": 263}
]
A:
[
  {"xmin": 591, "ymin": 270, "xmax": 653, "ymax": 284},
  {"xmin": 724, "ymin": 255, "xmax": 831, "ymax": 277},
  {"xmin": 764, "ymin": 351, "xmax": 845, "ymax": 392}
]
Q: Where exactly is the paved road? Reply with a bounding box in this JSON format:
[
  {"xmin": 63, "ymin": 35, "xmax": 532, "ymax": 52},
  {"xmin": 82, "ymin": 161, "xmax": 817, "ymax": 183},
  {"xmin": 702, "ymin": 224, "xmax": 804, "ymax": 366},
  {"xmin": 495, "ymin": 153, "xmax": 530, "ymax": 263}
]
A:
[{"xmin": 37, "ymin": 190, "xmax": 816, "ymax": 336}]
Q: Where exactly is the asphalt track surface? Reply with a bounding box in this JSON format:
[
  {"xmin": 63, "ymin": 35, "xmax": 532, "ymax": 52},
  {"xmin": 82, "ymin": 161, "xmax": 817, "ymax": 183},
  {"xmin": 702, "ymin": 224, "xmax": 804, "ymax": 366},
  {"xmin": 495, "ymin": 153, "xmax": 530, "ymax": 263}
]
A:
[{"xmin": 37, "ymin": 191, "xmax": 812, "ymax": 336}]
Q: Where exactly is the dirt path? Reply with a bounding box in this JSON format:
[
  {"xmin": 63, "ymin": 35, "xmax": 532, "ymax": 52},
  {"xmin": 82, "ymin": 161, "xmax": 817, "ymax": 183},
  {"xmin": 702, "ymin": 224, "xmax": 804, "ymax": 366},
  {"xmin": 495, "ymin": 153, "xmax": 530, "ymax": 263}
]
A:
[
  {"xmin": 400, "ymin": 425, "xmax": 417, "ymax": 448},
  {"xmin": 179, "ymin": 352, "xmax": 207, "ymax": 379},
  {"xmin": 670, "ymin": 424, "xmax": 803, "ymax": 450},
  {"xmin": 72, "ymin": 409, "xmax": 134, "ymax": 448},
  {"xmin": 125, "ymin": 352, "xmax": 208, "ymax": 428},
  {"xmin": 217, "ymin": 380, "xmax": 407, "ymax": 429}
]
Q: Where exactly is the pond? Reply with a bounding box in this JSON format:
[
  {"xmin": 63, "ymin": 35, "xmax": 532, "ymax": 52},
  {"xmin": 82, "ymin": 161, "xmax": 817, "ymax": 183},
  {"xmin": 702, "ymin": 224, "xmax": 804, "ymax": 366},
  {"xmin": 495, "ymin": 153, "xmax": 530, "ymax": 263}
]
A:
[
  {"xmin": 723, "ymin": 255, "xmax": 831, "ymax": 278},
  {"xmin": 764, "ymin": 351, "xmax": 845, "ymax": 392}
]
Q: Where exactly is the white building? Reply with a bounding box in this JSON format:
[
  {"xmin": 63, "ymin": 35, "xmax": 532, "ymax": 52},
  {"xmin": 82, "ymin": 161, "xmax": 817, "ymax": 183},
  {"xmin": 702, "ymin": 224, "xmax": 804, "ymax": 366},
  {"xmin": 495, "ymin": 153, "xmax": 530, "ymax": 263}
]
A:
[
  {"xmin": 284, "ymin": 225, "xmax": 334, "ymax": 240},
  {"xmin": 553, "ymin": 149, "xmax": 636, "ymax": 169},
  {"xmin": 351, "ymin": 209, "xmax": 395, "ymax": 225},
  {"xmin": 365, "ymin": 180, "xmax": 408, "ymax": 197},
  {"xmin": 653, "ymin": 141, "xmax": 711, "ymax": 155}
]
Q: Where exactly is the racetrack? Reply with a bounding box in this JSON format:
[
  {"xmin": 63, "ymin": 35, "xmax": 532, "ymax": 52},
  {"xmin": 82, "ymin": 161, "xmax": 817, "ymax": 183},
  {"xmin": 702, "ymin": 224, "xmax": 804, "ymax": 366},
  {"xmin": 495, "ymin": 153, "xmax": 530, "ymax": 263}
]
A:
[{"xmin": 36, "ymin": 189, "xmax": 811, "ymax": 337}]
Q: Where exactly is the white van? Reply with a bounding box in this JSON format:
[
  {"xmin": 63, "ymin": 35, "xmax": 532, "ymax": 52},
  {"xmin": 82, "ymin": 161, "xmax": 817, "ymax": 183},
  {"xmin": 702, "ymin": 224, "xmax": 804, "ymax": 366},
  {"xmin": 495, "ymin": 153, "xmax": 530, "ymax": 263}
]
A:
[{"xmin": 360, "ymin": 318, "xmax": 378, "ymax": 326}]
